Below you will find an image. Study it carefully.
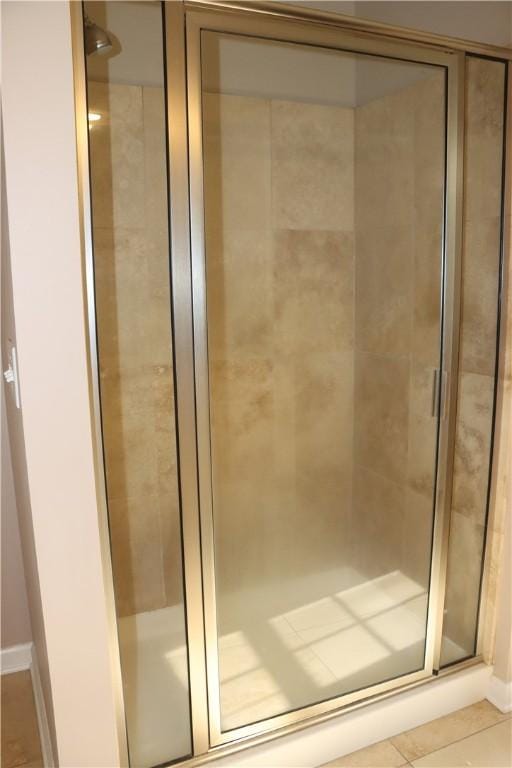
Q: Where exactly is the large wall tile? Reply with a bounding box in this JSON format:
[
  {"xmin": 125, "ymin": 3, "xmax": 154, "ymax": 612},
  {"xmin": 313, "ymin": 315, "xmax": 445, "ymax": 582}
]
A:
[
  {"xmin": 355, "ymin": 223, "xmax": 413, "ymax": 357},
  {"xmin": 413, "ymin": 74, "xmax": 445, "ymax": 236},
  {"xmin": 464, "ymin": 58, "xmax": 505, "ymax": 224},
  {"xmin": 412, "ymin": 222, "xmax": 442, "ymax": 368},
  {"xmin": 273, "ymin": 229, "xmax": 354, "ymax": 355},
  {"xmin": 407, "ymin": 363, "xmax": 438, "ymax": 499},
  {"xmin": 88, "ymin": 81, "xmax": 145, "ymax": 231},
  {"xmin": 143, "ymin": 86, "xmax": 168, "ymax": 237},
  {"xmin": 402, "ymin": 490, "xmax": 434, "ymax": 589},
  {"xmin": 101, "ymin": 367, "xmax": 159, "ymax": 502},
  {"xmin": 94, "ymin": 226, "xmax": 173, "ymax": 371},
  {"xmin": 203, "ymin": 93, "xmax": 271, "ymax": 234},
  {"xmin": 210, "ymin": 357, "xmax": 275, "ymax": 487},
  {"xmin": 109, "ymin": 496, "xmax": 167, "ymax": 617},
  {"xmin": 354, "ymin": 352, "xmax": 409, "ymax": 485},
  {"xmin": 353, "ymin": 465, "xmax": 405, "ymax": 580},
  {"xmin": 355, "ymin": 85, "xmax": 414, "ymax": 234},
  {"xmin": 91, "ymin": 81, "xmax": 183, "ymax": 617},
  {"xmin": 441, "ymin": 510, "xmax": 485, "ymax": 658},
  {"xmin": 206, "ymin": 228, "xmax": 273, "ymax": 359},
  {"xmin": 451, "ymin": 372, "xmax": 494, "ymax": 524},
  {"xmin": 459, "ymin": 217, "xmax": 501, "ymax": 376},
  {"xmin": 271, "ymin": 100, "xmax": 354, "ymax": 231}
]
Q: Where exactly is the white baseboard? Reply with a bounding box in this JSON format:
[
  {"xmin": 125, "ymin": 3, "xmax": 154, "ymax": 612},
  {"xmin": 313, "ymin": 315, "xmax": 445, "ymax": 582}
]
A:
[
  {"xmin": 1, "ymin": 642, "xmax": 55, "ymax": 767},
  {"xmin": 214, "ymin": 664, "xmax": 493, "ymax": 767},
  {"xmin": 487, "ymin": 674, "xmax": 512, "ymax": 713},
  {"xmin": 0, "ymin": 642, "xmax": 32, "ymax": 673}
]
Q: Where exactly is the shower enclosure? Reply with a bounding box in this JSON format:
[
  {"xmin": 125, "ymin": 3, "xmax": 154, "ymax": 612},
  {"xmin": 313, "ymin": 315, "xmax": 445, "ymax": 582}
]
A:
[{"xmin": 75, "ymin": 2, "xmax": 508, "ymax": 766}]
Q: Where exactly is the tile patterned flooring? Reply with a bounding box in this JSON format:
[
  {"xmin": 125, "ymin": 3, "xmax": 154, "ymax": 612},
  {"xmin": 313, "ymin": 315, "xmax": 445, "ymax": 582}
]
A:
[
  {"xmin": 1, "ymin": 667, "xmax": 510, "ymax": 768},
  {"xmin": 323, "ymin": 700, "xmax": 512, "ymax": 767},
  {"xmin": 1, "ymin": 670, "xmax": 43, "ymax": 768},
  {"xmin": 118, "ymin": 569, "xmax": 467, "ymax": 766}
]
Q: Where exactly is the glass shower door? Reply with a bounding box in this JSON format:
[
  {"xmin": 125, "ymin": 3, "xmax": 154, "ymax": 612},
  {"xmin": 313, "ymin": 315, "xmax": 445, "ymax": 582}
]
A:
[{"xmin": 186, "ymin": 10, "xmax": 457, "ymax": 745}]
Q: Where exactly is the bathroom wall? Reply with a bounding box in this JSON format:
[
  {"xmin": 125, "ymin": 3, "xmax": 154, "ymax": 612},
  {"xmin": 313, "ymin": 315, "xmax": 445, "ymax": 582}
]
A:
[
  {"xmin": 2, "ymin": 3, "xmax": 122, "ymax": 764},
  {"xmin": 203, "ymin": 93, "xmax": 355, "ymax": 608},
  {"xmin": 88, "ymin": 80, "xmax": 184, "ymax": 618},
  {"xmin": 352, "ymin": 73, "xmax": 445, "ymax": 588},
  {"xmin": 1, "ymin": 383, "xmax": 32, "ymax": 649},
  {"xmin": 441, "ymin": 57, "xmax": 506, "ymax": 661}
]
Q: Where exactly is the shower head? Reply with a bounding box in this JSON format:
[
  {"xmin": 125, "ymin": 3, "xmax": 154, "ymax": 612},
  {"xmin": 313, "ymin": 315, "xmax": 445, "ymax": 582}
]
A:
[{"xmin": 84, "ymin": 14, "xmax": 113, "ymax": 56}]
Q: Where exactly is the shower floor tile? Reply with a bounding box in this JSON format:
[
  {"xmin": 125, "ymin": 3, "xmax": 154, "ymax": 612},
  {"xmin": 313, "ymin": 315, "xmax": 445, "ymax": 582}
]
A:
[{"xmin": 118, "ymin": 569, "xmax": 468, "ymax": 763}]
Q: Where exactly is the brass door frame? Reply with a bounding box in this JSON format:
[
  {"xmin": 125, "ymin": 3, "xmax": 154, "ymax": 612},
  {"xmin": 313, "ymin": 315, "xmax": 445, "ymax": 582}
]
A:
[{"xmin": 182, "ymin": 1, "xmax": 464, "ymax": 749}]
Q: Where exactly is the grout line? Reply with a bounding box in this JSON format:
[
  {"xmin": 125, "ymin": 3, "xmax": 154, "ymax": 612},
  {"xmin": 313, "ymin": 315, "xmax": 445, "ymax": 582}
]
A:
[
  {"xmin": 393, "ymin": 738, "xmax": 410, "ymax": 762},
  {"xmin": 395, "ymin": 708, "xmax": 512, "ymax": 763}
]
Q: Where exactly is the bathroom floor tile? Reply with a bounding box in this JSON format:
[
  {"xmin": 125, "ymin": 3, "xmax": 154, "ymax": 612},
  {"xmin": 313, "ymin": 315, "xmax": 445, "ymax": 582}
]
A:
[
  {"xmin": 1, "ymin": 671, "xmax": 43, "ymax": 768},
  {"xmin": 321, "ymin": 738, "xmax": 408, "ymax": 767},
  {"xmin": 391, "ymin": 700, "xmax": 510, "ymax": 762},
  {"xmin": 411, "ymin": 719, "xmax": 512, "ymax": 767}
]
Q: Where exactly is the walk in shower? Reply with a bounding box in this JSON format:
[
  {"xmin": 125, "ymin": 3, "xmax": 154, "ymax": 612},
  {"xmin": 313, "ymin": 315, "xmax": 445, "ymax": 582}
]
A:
[{"xmin": 78, "ymin": 2, "xmax": 508, "ymax": 766}]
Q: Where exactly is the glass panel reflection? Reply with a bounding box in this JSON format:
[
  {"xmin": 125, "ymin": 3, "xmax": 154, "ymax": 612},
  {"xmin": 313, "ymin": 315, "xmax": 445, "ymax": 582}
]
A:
[
  {"xmin": 201, "ymin": 32, "xmax": 447, "ymax": 731},
  {"xmin": 85, "ymin": 2, "xmax": 191, "ymax": 764}
]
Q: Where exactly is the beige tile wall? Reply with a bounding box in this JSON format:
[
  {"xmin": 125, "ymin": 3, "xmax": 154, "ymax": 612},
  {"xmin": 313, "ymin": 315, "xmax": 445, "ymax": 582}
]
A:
[
  {"xmin": 353, "ymin": 74, "xmax": 445, "ymax": 588},
  {"xmin": 204, "ymin": 75, "xmax": 447, "ymax": 616},
  {"xmin": 88, "ymin": 81, "xmax": 184, "ymax": 617},
  {"xmin": 88, "ymin": 58, "xmax": 505, "ymax": 648},
  {"xmin": 441, "ymin": 57, "xmax": 506, "ymax": 660},
  {"xmin": 203, "ymin": 93, "xmax": 355, "ymax": 605},
  {"xmin": 481, "ymin": 63, "xmax": 511, "ymax": 669}
]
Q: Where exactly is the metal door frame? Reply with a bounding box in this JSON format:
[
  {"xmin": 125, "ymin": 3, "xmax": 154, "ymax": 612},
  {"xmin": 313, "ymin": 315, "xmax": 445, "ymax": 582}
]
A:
[{"xmin": 177, "ymin": 0, "xmax": 464, "ymax": 749}]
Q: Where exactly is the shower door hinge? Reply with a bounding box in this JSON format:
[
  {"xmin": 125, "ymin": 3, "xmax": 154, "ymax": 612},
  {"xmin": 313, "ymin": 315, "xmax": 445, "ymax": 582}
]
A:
[{"xmin": 431, "ymin": 368, "xmax": 448, "ymax": 420}]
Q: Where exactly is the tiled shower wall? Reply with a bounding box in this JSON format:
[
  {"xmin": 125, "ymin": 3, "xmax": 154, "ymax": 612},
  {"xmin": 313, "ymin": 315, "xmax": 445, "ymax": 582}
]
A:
[
  {"xmin": 352, "ymin": 74, "xmax": 445, "ymax": 588},
  {"xmin": 203, "ymin": 74, "xmax": 445, "ymax": 604},
  {"xmin": 203, "ymin": 93, "xmax": 355, "ymax": 600},
  {"xmin": 89, "ymin": 60, "xmax": 504, "ymax": 645},
  {"xmin": 441, "ymin": 57, "xmax": 506, "ymax": 661},
  {"xmin": 89, "ymin": 81, "xmax": 183, "ymax": 617}
]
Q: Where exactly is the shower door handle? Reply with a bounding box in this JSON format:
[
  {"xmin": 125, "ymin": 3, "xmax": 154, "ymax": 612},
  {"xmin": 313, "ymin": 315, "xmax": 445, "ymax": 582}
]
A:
[{"xmin": 431, "ymin": 368, "xmax": 448, "ymax": 419}]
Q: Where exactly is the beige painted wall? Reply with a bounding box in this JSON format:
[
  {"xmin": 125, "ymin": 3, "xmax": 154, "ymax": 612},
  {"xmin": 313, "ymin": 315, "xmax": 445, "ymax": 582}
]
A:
[
  {"xmin": 2, "ymin": 2, "xmax": 122, "ymax": 766},
  {"xmin": 1, "ymin": 164, "xmax": 57, "ymax": 756}
]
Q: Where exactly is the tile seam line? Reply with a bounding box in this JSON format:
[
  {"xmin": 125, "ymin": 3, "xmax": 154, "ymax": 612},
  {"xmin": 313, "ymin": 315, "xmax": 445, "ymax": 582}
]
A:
[{"xmin": 392, "ymin": 706, "xmax": 511, "ymax": 763}]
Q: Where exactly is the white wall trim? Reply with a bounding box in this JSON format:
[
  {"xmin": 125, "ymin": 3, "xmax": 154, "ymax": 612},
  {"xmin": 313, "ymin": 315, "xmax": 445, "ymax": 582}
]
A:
[
  {"xmin": 487, "ymin": 674, "xmax": 512, "ymax": 713},
  {"xmin": 1, "ymin": 643, "xmax": 54, "ymax": 767},
  {"xmin": 0, "ymin": 641, "xmax": 32, "ymax": 673},
  {"xmin": 214, "ymin": 664, "xmax": 493, "ymax": 767}
]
